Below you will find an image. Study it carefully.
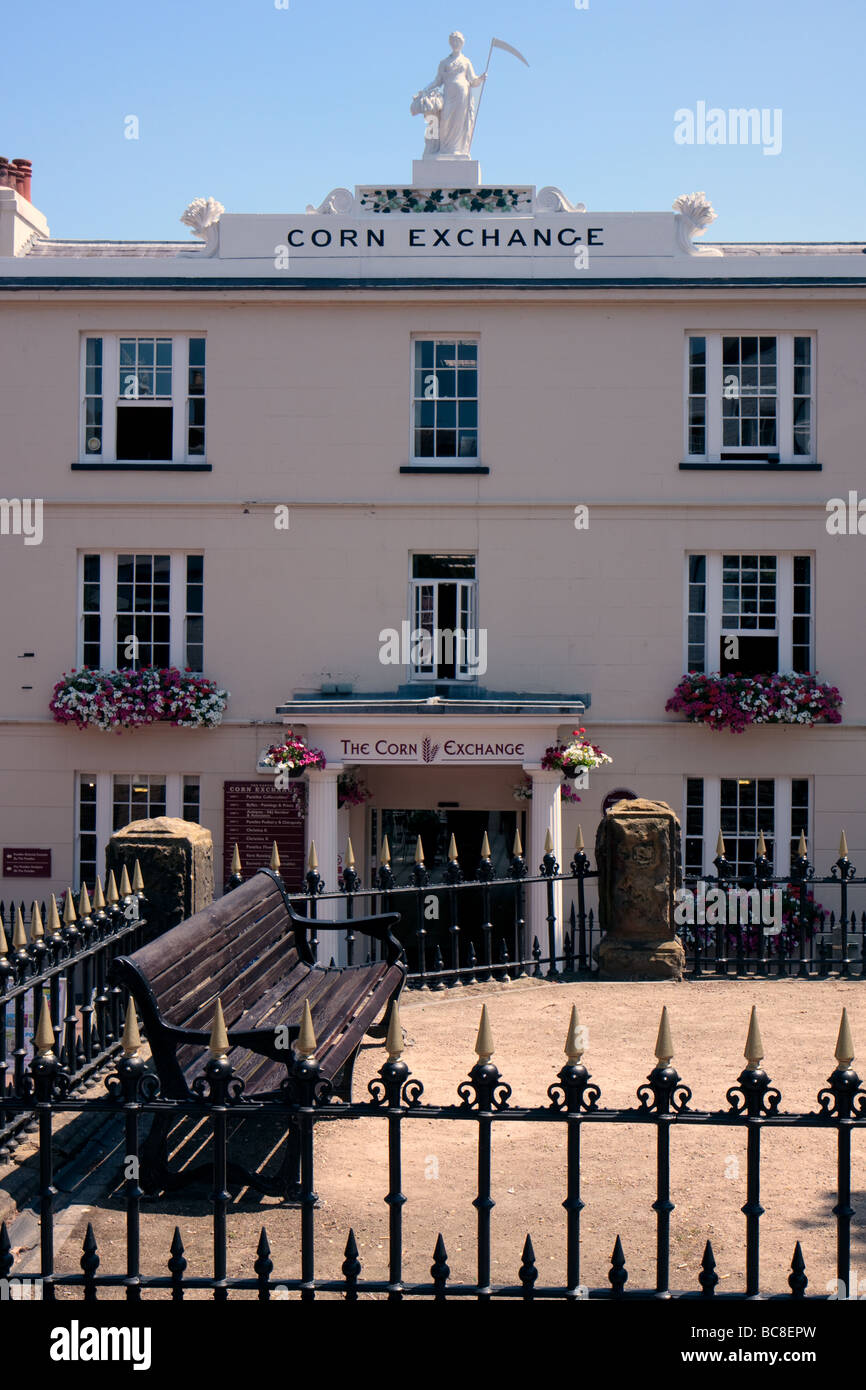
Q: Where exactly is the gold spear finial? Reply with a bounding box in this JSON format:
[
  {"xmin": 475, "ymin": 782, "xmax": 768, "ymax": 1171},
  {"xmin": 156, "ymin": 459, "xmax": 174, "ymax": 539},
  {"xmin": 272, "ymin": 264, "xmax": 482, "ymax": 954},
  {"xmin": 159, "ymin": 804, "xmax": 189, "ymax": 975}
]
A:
[
  {"xmin": 448, "ymin": 833, "xmax": 458, "ymax": 862},
  {"xmin": 512, "ymin": 827, "xmax": 523, "ymax": 856},
  {"xmin": 380, "ymin": 834, "xmax": 391, "ymax": 865},
  {"xmin": 92, "ymin": 877, "xmax": 106, "ymax": 911},
  {"xmin": 208, "ymin": 998, "xmax": 230, "ymax": 1060},
  {"xmin": 296, "ymin": 999, "xmax": 317, "ymax": 1058},
  {"xmin": 543, "ymin": 828, "xmax": 554, "ymax": 854},
  {"xmin": 414, "ymin": 835, "xmax": 425, "ymax": 864},
  {"xmin": 655, "ymin": 1006, "xmax": 674, "ymax": 1066},
  {"xmin": 797, "ymin": 831, "xmax": 807, "ymax": 859},
  {"xmin": 0, "ymin": 919, "xmax": 7, "ymax": 956},
  {"xmin": 79, "ymin": 882, "xmax": 92, "ymax": 917},
  {"xmin": 716, "ymin": 830, "xmax": 726, "ymax": 857},
  {"xmin": 30, "ymin": 902, "xmax": 44, "ymax": 942},
  {"xmin": 307, "ymin": 841, "xmax": 318, "ymax": 871},
  {"xmin": 744, "ymin": 1006, "xmax": 764, "ymax": 1068},
  {"xmin": 475, "ymin": 1004, "xmax": 494, "ymax": 1062},
  {"xmin": 63, "ymin": 887, "xmax": 77, "ymax": 924},
  {"xmin": 35, "ymin": 996, "xmax": 55, "ymax": 1055},
  {"xmin": 269, "ymin": 841, "xmax": 281, "ymax": 872},
  {"xmin": 48, "ymin": 894, "xmax": 62, "ymax": 935},
  {"xmin": 106, "ymin": 870, "xmax": 120, "ymax": 905},
  {"xmin": 13, "ymin": 906, "xmax": 27, "ymax": 951},
  {"xmin": 835, "ymin": 1008, "xmax": 854, "ymax": 1068},
  {"xmin": 839, "ymin": 829, "xmax": 849, "ymax": 860},
  {"xmin": 386, "ymin": 1003, "xmax": 403, "ymax": 1062},
  {"xmin": 132, "ymin": 860, "xmax": 144, "ymax": 894},
  {"xmin": 480, "ymin": 830, "xmax": 491, "ymax": 858},
  {"xmin": 575, "ymin": 825, "xmax": 584, "ymax": 852},
  {"xmin": 345, "ymin": 837, "xmax": 355, "ymax": 868},
  {"xmin": 119, "ymin": 864, "xmax": 132, "ymax": 897},
  {"xmin": 565, "ymin": 1004, "xmax": 584, "ymax": 1063},
  {"xmin": 230, "ymin": 843, "xmax": 242, "ymax": 876},
  {"xmin": 757, "ymin": 830, "xmax": 767, "ymax": 858},
  {"xmin": 122, "ymin": 998, "xmax": 141, "ymax": 1056}
]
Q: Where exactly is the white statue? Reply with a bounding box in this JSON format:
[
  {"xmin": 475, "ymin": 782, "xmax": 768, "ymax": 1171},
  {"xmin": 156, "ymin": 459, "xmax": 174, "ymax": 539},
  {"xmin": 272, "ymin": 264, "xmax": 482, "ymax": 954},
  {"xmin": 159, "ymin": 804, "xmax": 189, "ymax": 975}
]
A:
[
  {"xmin": 412, "ymin": 32, "xmax": 486, "ymax": 158},
  {"xmin": 180, "ymin": 197, "xmax": 224, "ymax": 238},
  {"xmin": 673, "ymin": 192, "xmax": 723, "ymax": 257}
]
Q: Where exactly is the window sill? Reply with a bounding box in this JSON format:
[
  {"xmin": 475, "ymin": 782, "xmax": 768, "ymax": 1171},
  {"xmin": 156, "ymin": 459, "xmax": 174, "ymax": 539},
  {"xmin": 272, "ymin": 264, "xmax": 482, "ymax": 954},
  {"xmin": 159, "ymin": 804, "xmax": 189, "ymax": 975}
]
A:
[
  {"xmin": 679, "ymin": 461, "xmax": 821, "ymax": 472},
  {"xmin": 71, "ymin": 462, "xmax": 212, "ymax": 472},
  {"xmin": 400, "ymin": 464, "xmax": 489, "ymax": 475}
]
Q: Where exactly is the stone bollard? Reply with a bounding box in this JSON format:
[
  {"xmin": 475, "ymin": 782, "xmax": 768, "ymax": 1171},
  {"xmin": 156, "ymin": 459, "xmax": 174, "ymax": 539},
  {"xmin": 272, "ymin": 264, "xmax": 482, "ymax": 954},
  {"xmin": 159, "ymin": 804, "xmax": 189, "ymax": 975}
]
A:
[
  {"xmin": 594, "ymin": 798, "xmax": 685, "ymax": 981},
  {"xmin": 107, "ymin": 817, "xmax": 214, "ymax": 939}
]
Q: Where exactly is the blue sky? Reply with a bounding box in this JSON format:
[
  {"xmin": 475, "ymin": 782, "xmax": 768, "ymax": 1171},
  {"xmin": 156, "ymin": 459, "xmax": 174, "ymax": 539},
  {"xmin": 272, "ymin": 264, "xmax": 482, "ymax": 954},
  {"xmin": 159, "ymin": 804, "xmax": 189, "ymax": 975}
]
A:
[{"xmin": 4, "ymin": 0, "xmax": 863, "ymax": 243}]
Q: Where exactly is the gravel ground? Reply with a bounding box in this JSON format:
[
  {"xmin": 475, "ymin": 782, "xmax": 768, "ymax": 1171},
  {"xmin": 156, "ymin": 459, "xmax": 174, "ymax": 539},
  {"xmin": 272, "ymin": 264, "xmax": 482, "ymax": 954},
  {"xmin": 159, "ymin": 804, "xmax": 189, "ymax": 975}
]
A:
[{"xmin": 8, "ymin": 976, "xmax": 864, "ymax": 1300}]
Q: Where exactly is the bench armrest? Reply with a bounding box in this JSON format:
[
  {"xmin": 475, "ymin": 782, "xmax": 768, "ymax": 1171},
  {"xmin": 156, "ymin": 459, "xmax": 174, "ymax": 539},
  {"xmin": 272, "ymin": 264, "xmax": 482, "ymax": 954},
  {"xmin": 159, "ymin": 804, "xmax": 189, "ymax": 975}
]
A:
[{"xmin": 287, "ymin": 904, "xmax": 405, "ymax": 967}]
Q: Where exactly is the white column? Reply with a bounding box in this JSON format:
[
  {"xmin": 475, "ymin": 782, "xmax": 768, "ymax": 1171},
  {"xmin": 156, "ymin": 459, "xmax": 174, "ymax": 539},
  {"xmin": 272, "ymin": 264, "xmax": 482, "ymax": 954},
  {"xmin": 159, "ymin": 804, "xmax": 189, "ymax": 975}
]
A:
[
  {"xmin": 525, "ymin": 767, "xmax": 564, "ymax": 968},
  {"xmin": 305, "ymin": 765, "xmax": 343, "ymax": 965}
]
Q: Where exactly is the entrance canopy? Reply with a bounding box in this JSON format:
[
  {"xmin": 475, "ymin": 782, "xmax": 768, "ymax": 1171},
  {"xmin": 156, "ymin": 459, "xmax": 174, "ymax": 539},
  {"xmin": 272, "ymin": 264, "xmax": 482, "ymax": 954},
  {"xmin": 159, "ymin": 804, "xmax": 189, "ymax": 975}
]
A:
[{"xmin": 274, "ymin": 693, "xmax": 589, "ymax": 769}]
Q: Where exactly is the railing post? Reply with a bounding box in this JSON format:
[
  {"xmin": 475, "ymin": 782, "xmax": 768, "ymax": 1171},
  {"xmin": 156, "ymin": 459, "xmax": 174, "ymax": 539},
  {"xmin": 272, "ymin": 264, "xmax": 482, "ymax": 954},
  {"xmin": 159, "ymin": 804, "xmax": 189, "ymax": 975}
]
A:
[
  {"xmin": 509, "ymin": 829, "xmax": 527, "ymax": 982},
  {"xmin": 477, "ymin": 835, "xmax": 495, "ymax": 982},
  {"xmin": 341, "ymin": 838, "xmax": 360, "ymax": 969},
  {"xmin": 547, "ymin": 1006, "xmax": 600, "ymax": 1298},
  {"xmin": 834, "ymin": 833, "xmax": 854, "ymax": 979},
  {"xmin": 444, "ymin": 834, "xmax": 463, "ymax": 986},
  {"xmin": 411, "ymin": 837, "xmax": 430, "ymax": 988},
  {"xmin": 460, "ymin": 1007, "xmax": 511, "ymax": 1302},
  {"xmin": 638, "ymin": 1008, "xmax": 691, "ymax": 1298},
  {"xmin": 540, "ymin": 830, "xmax": 560, "ymax": 978},
  {"xmin": 375, "ymin": 837, "xmax": 396, "ymax": 973},
  {"xmin": 729, "ymin": 1007, "xmax": 778, "ymax": 1299},
  {"xmin": 819, "ymin": 1010, "xmax": 860, "ymax": 1298},
  {"xmin": 571, "ymin": 828, "xmax": 590, "ymax": 973},
  {"xmin": 369, "ymin": 1006, "xmax": 408, "ymax": 1301}
]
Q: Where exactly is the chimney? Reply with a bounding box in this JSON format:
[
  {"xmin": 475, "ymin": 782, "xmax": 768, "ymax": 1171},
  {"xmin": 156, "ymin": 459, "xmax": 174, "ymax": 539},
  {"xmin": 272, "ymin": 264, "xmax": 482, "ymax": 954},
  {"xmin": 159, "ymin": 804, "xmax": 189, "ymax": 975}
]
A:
[
  {"xmin": 0, "ymin": 157, "xmax": 33, "ymax": 202},
  {"xmin": 0, "ymin": 157, "xmax": 49, "ymax": 254},
  {"xmin": 12, "ymin": 159, "xmax": 32, "ymax": 202}
]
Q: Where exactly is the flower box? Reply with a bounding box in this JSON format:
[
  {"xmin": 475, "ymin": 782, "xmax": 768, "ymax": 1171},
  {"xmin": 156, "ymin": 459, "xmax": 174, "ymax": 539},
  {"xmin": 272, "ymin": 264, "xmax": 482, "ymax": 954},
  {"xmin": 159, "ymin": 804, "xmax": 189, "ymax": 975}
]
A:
[
  {"xmin": 50, "ymin": 667, "xmax": 229, "ymax": 732},
  {"xmin": 665, "ymin": 672, "xmax": 843, "ymax": 733}
]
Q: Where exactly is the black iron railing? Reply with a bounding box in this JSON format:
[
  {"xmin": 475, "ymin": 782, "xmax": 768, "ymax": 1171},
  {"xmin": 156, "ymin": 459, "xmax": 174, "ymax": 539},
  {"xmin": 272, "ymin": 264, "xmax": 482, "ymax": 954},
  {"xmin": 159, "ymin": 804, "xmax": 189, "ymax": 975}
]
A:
[
  {"xmin": 243, "ymin": 839, "xmax": 866, "ymax": 984},
  {"xmin": 0, "ymin": 885, "xmax": 147, "ymax": 1156},
  {"xmin": 1, "ymin": 1000, "xmax": 861, "ymax": 1301}
]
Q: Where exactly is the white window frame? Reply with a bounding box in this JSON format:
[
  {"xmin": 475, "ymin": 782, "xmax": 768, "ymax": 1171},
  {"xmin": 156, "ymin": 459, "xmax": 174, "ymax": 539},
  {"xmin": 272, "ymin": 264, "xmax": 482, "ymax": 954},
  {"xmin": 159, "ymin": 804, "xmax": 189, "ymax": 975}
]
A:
[
  {"xmin": 76, "ymin": 772, "xmax": 199, "ymax": 887},
  {"xmin": 407, "ymin": 553, "xmax": 479, "ymax": 682},
  {"xmin": 682, "ymin": 775, "xmax": 811, "ymax": 879},
  {"xmin": 683, "ymin": 331, "xmax": 815, "ymax": 464},
  {"xmin": 409, "ymin": 335, "xmax": 480, "ymax": 466},
  {"xmin": 79, "ymin": 332, "xmax": 205, "ymax": 464},
  {"xmin": 683, "ymin": 552, "xmax": 813, "ymax": 675},
  {"xmin": 77, "ymin": 551, "xmax": 203, "ymax": 672}
]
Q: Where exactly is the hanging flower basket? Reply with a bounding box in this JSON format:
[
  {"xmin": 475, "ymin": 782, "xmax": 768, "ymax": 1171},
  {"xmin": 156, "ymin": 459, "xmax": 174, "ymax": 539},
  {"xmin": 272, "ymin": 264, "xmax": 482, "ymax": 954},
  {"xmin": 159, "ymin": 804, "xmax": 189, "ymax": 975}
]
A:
[
  {"xmin": 338, "ymin": 771, "xmax": 370, "ymax": 808},
  {"xmin": 50, "ymin": 667, "xmax": 229, "ymax": 732},
  {"xmin": 541, "ymin": 729, "xmax": 613, "ymax": 779},
  {"xmin": 261, "ymin": 734, "xmax": 326, "ymax": 775},
  {"xmin": 665, "ymin": 672, "xmax": 843, "ymax": 733}
]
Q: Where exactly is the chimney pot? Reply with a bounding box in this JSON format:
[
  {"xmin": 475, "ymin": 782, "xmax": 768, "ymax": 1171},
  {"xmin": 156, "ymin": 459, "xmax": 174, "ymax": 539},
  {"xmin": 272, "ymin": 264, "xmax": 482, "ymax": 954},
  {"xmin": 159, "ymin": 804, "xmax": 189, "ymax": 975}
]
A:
[{"xmin": 12, "ymin": 158, "xmax": 32, "ymax": 202}]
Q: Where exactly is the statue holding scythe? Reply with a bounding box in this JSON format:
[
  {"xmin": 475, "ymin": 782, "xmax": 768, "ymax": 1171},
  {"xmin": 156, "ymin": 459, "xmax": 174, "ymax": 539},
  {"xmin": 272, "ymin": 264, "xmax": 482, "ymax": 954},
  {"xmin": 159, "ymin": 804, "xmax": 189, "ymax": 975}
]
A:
[{"xmin": 411, "ymin": 32, "xmax": 529, "ymax": 159}]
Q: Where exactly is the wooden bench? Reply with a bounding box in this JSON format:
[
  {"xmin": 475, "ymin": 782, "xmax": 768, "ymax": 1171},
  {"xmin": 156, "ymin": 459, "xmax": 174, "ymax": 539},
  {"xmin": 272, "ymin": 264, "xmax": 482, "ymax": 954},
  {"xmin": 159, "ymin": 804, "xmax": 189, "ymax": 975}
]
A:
[{"xmin": 108, "ymin": 867, "xmax": 405, "ymax": 1201}]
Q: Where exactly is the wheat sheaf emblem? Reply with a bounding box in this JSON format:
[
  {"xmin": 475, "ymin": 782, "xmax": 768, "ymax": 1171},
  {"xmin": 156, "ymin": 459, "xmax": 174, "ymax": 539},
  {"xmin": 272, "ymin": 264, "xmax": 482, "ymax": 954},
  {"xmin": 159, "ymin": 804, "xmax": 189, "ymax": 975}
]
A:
[{"xmin": 421, "ymin": 736, "xmax": 440, "ymax": 764}]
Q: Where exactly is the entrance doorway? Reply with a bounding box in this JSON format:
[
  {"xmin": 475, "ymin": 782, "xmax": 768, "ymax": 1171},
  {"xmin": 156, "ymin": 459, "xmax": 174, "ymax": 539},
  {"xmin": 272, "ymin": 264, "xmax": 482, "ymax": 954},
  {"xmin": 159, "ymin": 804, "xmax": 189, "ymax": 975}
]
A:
[{"xmin": 373, "ymin": 807, "xmax": 526, "ymax": 971}]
